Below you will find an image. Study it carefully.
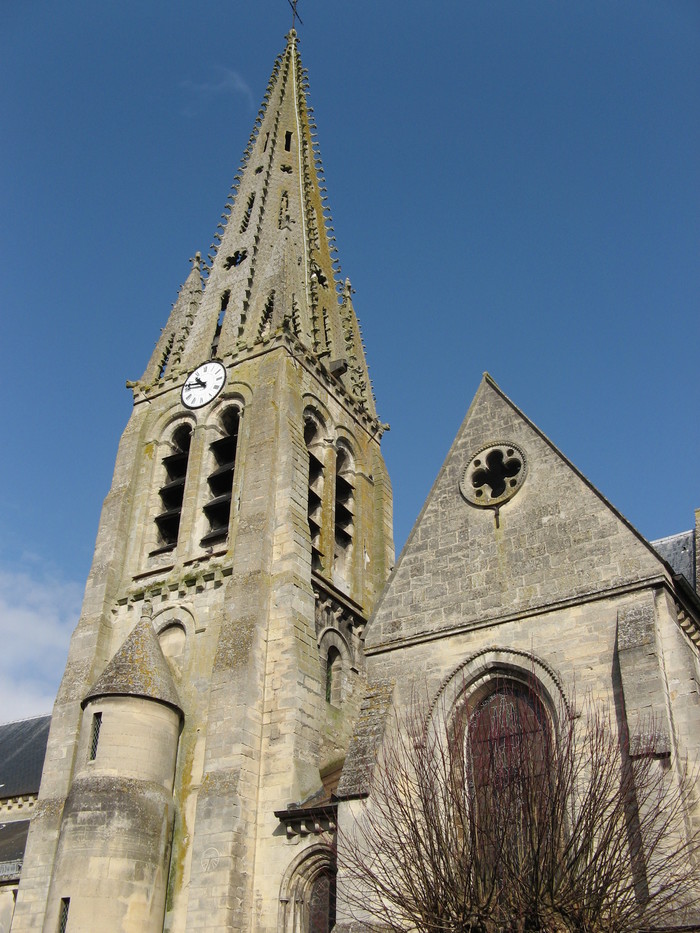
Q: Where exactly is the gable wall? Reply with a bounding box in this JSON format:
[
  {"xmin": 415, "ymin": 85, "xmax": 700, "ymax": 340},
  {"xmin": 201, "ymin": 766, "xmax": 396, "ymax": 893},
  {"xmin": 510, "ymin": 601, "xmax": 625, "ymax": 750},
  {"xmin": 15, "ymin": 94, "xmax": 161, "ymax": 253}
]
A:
[{"xmin": 368, "ymin": 379, "xmax": 665, "ymax": 651}]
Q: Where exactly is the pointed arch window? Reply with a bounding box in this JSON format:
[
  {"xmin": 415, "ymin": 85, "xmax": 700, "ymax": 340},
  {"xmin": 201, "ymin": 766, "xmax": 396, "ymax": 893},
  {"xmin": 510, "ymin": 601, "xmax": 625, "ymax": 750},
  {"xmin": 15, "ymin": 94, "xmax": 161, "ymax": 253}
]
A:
[
  {"xmin": 468, "ymin": 681, "xmax": 551, "ymax": 788},
  {"xmin": 201, "ymin": 407, "xmax": 240, "ymax": 547},
  {"xmin": 153, "ymin": 424, "xmax": 192, "ymax": 554},
  {"xmin": 279, "ymin": 847, "xmax": 336, "ymax": 933},
  {"xmin": 333, "ymin": 446, "xmax": 354, "ymax": 583},
  {"xmin": 466, "ymin": 679, "xmax": 553, "ymax": 872},
  {"xmin": 325, "ymin": 646, "xmax": 342, "ymax": 706},
  {"xmin": 307, "ymin": 869, "xmax": 335, "ymax": 933},
  {"xmin": 305, "ymin": 415, "xmax": 325, "ymax": 572}
]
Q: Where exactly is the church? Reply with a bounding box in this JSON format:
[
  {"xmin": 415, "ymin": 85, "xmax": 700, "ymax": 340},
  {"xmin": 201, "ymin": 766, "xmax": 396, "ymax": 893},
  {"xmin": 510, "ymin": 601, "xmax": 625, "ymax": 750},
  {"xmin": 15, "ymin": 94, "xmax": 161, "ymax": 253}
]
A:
[{"xmin": 1, "ymin": 27, "xmax": 699, "ymax": 933}]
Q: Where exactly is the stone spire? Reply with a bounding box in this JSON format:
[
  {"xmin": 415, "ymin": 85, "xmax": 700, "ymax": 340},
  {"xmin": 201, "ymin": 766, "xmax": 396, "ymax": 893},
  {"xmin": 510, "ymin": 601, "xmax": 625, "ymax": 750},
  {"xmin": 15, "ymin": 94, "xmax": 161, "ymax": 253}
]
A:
[
  {"xmin": 140, "ymin": 30, "xmax": 376, "ymax": 415},
  {"xmin": 141, "ymin": 252, "xmax": 202, "ymax": 383}
]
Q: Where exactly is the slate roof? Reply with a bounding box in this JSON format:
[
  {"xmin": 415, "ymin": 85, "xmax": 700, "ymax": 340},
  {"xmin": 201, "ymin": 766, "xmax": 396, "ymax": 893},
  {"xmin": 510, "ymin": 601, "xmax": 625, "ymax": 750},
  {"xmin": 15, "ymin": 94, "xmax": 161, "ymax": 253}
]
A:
[
  {"xmin": 0, "ymin": 715, "xmax": 50, "ymax": 800},
  {"xmin": 652, "ymin": 530, "xmax": 696, "ymax": 591},
  {"xmin": 336, "ymin": 680, "xmax": 394, "ymax": 799},
  {"xmin": 0, "ymin": 819, "xmax": 30, "ymax": 864}
]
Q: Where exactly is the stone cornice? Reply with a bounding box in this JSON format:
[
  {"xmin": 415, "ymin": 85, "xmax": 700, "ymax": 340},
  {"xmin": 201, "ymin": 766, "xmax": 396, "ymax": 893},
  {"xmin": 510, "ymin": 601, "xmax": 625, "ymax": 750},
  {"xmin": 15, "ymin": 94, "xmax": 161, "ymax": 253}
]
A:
[{"xmin": 365, "ymin": 574, "xmax": 691, "ymax": 656}]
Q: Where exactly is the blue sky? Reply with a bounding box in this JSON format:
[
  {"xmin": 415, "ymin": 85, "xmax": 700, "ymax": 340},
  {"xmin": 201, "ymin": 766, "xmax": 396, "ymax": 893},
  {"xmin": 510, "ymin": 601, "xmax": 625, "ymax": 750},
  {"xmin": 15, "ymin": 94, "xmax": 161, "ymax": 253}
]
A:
[{"xmin": 1, "ymin": 1, "xmax": 698, "ymax": 718}]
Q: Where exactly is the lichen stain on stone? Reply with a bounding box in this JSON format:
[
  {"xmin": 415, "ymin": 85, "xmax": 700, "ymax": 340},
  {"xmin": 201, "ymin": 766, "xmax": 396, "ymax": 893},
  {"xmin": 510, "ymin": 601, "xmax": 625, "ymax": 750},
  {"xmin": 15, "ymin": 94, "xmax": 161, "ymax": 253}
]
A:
[
  {"xmin": 144, "ymin": 442, "xmax": 155, "ymax": 459},
  {"xmin": 213, "ymin": 604, "xmax": 263, "ymax": 673},
  {"xmin": 33, "ymin": 797, "xmax": 65, "ymax": 823},
  {"xmin": 165, "ymin": 732, "xmax": 197, "ymax": 912}
]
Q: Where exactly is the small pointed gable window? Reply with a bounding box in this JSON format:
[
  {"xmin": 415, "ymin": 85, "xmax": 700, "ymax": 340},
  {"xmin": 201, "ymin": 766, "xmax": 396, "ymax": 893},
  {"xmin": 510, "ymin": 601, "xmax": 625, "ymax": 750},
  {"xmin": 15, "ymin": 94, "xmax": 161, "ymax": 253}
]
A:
[
  {"xmin": 279, "ymin": 190, "xmax": 292, "ymax": 230},
  {"xmin": 211, "ymin": 290, "xmax": 230, "ymax": 356},
  {"xmin": 152, "ymin": 424, "xmax": 192, "ymax": 554},
  {"xmin": 201, "ymin": 407, "xmax": 240, "ymax": 547}
]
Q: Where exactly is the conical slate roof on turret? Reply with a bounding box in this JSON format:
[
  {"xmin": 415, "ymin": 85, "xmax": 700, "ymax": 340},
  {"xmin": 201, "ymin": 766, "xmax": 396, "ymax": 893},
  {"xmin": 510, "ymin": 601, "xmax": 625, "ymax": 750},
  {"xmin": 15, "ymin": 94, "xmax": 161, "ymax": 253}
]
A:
[
  {"xmin": 141, "ymin": 30, "xmax": 376, "ymax": 416},
  {"xmin": 83, "ymin": 616, "xmax": 182, "ymax": 715}
]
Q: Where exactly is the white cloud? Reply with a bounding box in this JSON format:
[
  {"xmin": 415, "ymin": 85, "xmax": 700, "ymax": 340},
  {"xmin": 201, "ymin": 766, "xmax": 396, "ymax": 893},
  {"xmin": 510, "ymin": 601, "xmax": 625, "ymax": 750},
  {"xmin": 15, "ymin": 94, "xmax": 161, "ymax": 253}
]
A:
[
  {"xmin": 181, "ymin": 66, "xmax": 254, "ymax": 113},
  {"xmin": 0, "ymin": 567, "xmax": 81, "ymax": 722}
]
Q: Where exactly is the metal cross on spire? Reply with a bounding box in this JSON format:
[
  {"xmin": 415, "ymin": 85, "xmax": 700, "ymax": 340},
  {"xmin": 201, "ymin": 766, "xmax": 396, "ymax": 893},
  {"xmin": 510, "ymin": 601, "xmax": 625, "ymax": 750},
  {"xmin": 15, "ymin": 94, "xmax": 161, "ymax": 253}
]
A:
[{"xmin": 287, "ymin": 0, "xmax": 303, "ymax": 28}]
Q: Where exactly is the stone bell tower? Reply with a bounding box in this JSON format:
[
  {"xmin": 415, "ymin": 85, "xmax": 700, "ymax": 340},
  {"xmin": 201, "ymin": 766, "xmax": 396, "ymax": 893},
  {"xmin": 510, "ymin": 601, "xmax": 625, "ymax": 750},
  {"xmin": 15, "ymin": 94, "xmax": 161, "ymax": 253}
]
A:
[{"xmin": 13, "ymin": 29, "xmax": 393, "ymax": 933}]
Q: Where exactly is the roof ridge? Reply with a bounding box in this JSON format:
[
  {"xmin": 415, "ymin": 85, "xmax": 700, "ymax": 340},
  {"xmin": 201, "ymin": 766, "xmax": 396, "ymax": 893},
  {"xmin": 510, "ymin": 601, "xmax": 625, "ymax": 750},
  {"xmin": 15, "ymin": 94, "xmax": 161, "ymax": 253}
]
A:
[{"xmin": 0, "ymin": 713, "xmax": 51, "ymax": 728}]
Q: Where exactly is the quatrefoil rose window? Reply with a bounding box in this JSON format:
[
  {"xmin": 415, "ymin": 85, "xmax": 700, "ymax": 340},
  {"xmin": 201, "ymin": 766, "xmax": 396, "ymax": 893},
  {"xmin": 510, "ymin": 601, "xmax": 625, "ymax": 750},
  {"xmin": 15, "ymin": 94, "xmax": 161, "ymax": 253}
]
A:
[{"xmin": 460, "ymin": 443, "xmax": 527, "ymax": 508}]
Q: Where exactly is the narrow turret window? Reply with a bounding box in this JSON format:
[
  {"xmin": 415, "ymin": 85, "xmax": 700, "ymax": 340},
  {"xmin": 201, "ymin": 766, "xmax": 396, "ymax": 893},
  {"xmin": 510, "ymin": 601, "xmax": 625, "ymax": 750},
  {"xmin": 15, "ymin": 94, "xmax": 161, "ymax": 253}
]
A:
[
  {"xmin": 305, "ymin": 416, "xmax": 324, "ymax": 572},
  {"xmin": 58, "ymin": 898, "xmax": 70, "ymax": 933},
  {"xmin": 285, "ymin": 130, "xmax": 293, "ymax": 152},
  {"xmin": 333, "ymin": 447, "xmax": 354, "ymax": 582},
  {"xmin": 202, "ymin": 408, "xmax": 240, "ymax": 547},
  {"xmin": 88, "ymin": 712, "xmax": 102, "ymax": 761},
  {"xmin": 152, "ymin": 425, "xmax": 192, "ymax": 554}
]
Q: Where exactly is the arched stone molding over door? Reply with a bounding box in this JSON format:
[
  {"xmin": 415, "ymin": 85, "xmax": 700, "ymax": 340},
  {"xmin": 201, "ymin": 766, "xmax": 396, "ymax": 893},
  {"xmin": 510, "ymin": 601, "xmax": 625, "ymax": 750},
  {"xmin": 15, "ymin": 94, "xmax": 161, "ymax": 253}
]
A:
[
  {"xmin": 279, "ymin": 844, "xmax": 336, "ymax": 933},
  {"xmin": 431, "ymin": 646, "xmax": 572, "ymax": 733}
]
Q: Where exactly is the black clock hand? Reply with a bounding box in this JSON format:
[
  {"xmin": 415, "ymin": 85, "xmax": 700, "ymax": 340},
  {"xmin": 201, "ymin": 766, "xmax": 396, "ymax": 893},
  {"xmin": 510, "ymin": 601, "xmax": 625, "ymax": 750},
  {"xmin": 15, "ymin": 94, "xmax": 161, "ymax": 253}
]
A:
[{"xmin": 185, "ymin": 378, "xmax": 207, "ymax": 390}]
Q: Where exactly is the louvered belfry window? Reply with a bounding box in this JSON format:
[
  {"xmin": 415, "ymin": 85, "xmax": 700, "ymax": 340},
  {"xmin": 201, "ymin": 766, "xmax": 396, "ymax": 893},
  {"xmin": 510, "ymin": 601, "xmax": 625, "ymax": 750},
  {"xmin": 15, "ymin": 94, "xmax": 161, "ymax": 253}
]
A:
[
  {"xmin": 153, "ymin": 425, "xmax": 192, "ymax": 554},
  {"xmin": 305, "ymin": 417, "xmax": 324, "ymax": 572},
  {"xmin": 333, "ymin": 448, "xmax": 354, "ymax": 578},
  {"xmin": 201, "ymin": 408, "xmax": 240, "ymax": 547}
]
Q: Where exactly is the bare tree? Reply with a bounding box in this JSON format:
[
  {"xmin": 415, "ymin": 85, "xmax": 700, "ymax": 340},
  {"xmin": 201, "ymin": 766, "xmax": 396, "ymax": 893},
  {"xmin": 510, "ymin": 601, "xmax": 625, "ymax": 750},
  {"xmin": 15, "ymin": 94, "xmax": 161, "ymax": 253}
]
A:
[{"xmin": 338, "ymin": 678, "xmax": 700, "ymax": 932}]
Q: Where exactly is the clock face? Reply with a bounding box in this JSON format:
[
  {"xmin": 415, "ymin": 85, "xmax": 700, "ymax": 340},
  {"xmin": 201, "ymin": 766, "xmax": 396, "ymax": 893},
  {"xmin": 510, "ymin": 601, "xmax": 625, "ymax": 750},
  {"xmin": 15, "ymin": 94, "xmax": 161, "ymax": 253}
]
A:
[{"xmin": 182, "ymin": 361, "xmax": 227, "ymax": 409}]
